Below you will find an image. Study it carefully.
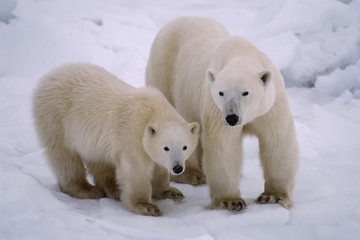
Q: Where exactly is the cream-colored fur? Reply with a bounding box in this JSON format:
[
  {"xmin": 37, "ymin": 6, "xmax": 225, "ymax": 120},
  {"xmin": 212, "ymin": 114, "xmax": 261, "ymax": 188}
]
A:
[
  {"xmin": 33, "ymin": 63, "xmax": 199, "ymax": 216},
  {"xmin": 146, "ymin": 17, "xmax": 299, "ymax": 210}
]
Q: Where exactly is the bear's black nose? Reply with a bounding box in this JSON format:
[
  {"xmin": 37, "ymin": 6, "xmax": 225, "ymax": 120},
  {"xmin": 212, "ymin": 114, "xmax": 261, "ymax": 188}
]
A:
[
  {"xmin": 225, "ymin": 114, "xmax": 239, "ymax": 126},
  {"xmin": 173, "ymin": 165, "xmax": 184, "ymax": 174}
]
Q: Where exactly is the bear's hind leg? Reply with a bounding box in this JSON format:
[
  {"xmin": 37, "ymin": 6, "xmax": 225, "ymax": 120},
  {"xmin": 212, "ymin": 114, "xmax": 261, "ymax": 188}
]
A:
[
  {"xmin": 87, "ymin": 161, "xmax": 119, "ymax": 200},
  {"xmin": 46, "ymin": 144, "xmax": 105, "ymax": 199},
  {"xmin": 170, "ymin": 144, "xmax": 205, "ymax": 185}
]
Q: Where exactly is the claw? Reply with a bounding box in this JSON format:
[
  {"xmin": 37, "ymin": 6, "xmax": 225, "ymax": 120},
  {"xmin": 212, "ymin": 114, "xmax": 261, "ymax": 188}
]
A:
[
  {"xmin": 218, "ymin": 198, "xmax": 246, "ymax": 211},
  {"xmin": 257, "ymin": 195, "xmax": 267, "ymax": 204},
  {"xmin": 256, "ymin": 193, "xmax": 291, "ymax": 208}
]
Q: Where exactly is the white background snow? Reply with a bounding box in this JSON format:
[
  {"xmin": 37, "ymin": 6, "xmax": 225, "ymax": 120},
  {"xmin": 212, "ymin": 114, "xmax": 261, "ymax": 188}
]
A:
[{"xmin": 1, "ymin": 0, "xmax": 360, "ymax": 239}]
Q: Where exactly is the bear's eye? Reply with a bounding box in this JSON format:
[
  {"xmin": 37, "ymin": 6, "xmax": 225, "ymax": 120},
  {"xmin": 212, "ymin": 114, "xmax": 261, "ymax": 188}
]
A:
[
  {"xmin": 242, "ymin": 91, "xmax": 249, "ymax": 96},
  {"xmin": 219, "ymin": 91, "xmax": 224, "ymax": 96},
  {"xmin": 183, "ymin": 146, "xmax": 187, "ymax": 151},
  {"xmin": 164, "ymin": 147, "xmax": 170, "ymax": 151}
]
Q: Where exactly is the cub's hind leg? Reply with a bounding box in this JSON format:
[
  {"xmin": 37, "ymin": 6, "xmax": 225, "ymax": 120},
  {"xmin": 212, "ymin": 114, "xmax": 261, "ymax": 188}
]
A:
[
  {"xmin": 45, "ymin": 143, "xmax": 105, "ymax": 199},
  {"xmin": 87, "ymin": 161, "xmax": 119, "ymax": 200}
]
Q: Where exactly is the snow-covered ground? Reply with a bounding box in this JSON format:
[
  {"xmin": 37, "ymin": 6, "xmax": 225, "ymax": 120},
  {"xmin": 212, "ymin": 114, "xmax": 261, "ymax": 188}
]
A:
[{"xmin": 1, "ymin": 0, "xmax": 360, "ymax": 239}]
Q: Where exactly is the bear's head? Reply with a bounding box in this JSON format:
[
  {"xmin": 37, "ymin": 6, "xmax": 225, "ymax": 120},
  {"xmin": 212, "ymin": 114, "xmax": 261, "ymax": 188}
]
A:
[
  {"xmin": 207, "ymin": 58, "xmax": 276, "ymax": 127},
  {"xmin": 142, "ymin": 121, "xmax": 200, "ymax": 175}
]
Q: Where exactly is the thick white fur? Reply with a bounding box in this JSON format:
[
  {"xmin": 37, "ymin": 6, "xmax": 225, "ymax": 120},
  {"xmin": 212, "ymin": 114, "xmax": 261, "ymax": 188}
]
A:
[
  {"xmin": 33, "ymin": 63, "xmax": 199, "ymax": 216},
  {"xmin": 146, "ymin": 17, "xmax": 299, "ymax": 210}
]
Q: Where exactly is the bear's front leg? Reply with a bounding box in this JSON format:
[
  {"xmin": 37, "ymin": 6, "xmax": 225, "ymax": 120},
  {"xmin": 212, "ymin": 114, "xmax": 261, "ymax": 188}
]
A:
[
  {"xmin": 255, "ymin": 112, "xmax": 299, "ymax": 209},
  {"xmin": 152, "ymin": 164, "xmax": 184, "ymax": 201},
  {"xmin": 202, "ymin": 129, "xmax": 246, "ymax": 211},
  {"xmin": 116, "ymin": 159, "xmax": 162, "ymax": 216}
]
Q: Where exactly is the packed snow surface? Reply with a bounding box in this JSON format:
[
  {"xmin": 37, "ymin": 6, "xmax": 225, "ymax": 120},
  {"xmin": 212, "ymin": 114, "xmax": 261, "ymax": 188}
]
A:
[{"xmin": 1, "ymin": 0, "xmax": 360, "ymax": 239}]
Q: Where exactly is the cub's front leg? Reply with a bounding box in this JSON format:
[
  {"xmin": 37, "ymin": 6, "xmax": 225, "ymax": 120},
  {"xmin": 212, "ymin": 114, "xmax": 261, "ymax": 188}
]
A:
[
  {"xmin": 202, "ymin": 128, "xmax": 246, "ymax": 211},
  {"xmin": 116, "ymin": 158, "xmax": 161, "ymax": 216}
]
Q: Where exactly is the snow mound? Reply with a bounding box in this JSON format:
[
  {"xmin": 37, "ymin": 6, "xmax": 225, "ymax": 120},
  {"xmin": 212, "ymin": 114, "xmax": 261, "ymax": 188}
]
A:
[
  {"xmin": 279, "ymin": 0, "xmax": 360, "ymax": 94},
  {"xmin": 0, "ymin": 0, "xmax": 17, "ymax": 24}
]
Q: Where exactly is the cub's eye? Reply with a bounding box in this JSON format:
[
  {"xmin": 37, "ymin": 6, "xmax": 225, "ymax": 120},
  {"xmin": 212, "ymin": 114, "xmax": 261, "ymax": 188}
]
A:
[
  {"xmin": 183, "ymin": 146, "xmax": 187, "ymax": 151},
  {"xmin": 219, "ymin": 91, "xmax": 224, "ymax": 96},
  {"xmin": 164, "ymin": 147, "xmax": 169, "ymax": 151},
  {"xmin": 242, "ymin": 91, "xmax": 249, "ymax": 96}
]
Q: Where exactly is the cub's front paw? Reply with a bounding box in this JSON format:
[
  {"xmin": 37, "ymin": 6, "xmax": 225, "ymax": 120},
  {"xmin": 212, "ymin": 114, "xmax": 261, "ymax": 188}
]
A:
[
  {"xmin": 208, "ymin": 197, "xmax": 247, "ymax": 211},
  {"xmin": 133, "ymin": 203, "xmax": 162, "ymax": 216},
  {"xmin": 256, "ymin": 192, "xmax": 293, "ymax": 209}
]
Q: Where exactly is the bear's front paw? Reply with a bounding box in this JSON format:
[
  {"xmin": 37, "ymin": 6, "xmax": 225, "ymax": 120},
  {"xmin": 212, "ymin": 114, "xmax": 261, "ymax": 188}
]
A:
[
  {"xmin": 207, "ymin": 197, "xmax": 247, "ymax": 211},
  {"xmin": 170, "ymin": 167, "xmax": 206, "ymax": 185},
  {"xmin": 133, "ymin": 203, "xmax": 162, "ymax": 216},
  {"xmin": 256, "ymin": 193, "xmax": 293, "ymax": 209}
]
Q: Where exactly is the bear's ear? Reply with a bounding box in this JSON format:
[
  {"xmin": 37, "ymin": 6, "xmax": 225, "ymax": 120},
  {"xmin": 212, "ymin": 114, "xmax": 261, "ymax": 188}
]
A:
[
  {"xmin": 147, "ymin": 125, "xmax": 157, "ymax": 136},
  {"xmin": 206, "ymin": 68, "xmax": 217, "ymax": 83},
  {"xmin": 259, "ymin": 70, "xmax": 271, "ymax": 85},
  {"xmin": 189, "ymin": 122, "xmax": 200, "ymax": 135}
]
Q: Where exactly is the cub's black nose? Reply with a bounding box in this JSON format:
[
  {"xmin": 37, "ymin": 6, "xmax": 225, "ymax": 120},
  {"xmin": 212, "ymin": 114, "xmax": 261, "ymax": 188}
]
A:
[
  {"xmin": 173, "ymin": 165, "xmax": 184, "ymax": 174},
  {"xmin": 225, "ymin": 114, "xmax": 239, "ymax": 126}
]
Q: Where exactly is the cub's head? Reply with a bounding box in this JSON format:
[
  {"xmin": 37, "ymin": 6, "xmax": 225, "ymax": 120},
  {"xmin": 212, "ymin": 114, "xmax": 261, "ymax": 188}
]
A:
[
  {"xmin": 207, "ymin": 60, "xmax": 276, "ymax": 127},
  {"xmin": 142, "ymin": 121, "xmax": 200, "ymax": 175}
]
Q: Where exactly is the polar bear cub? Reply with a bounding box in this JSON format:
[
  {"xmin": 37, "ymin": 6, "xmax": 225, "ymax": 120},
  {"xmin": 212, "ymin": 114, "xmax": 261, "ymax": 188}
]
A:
[
  {"xmin": 146, "ymin": 17, "xmax": 299, "ymax": 210},
  {"xmin": 33, "ymin": 63, "xmax": 199, "ymax": 216}
]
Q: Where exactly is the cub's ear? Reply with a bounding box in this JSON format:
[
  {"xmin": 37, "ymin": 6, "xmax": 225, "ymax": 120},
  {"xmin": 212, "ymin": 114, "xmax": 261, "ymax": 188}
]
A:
[
  {"xmin": 206, "ymin": 68, "xmax": 217, "ymax": 82},
  {"xmin": 259, "ymin": 70, "xmax": 271, "ymax": 85},
  {"xmin": 147, "ymin": 125, "xmax": 157, "ymax": 136},
  {"xmin": 189, "ymin": 122, "xmax": 200, "ymax": 135}
]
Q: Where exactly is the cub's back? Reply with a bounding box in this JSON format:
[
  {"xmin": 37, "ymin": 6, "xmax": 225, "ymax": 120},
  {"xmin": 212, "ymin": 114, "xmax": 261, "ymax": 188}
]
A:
[
  {"xmin": 35, "ymin": 63, "xmax": 131, "ymax": 102},
  {"xmin": 32, "ymin": 63, "xmax": 133, "ymax": 150}
]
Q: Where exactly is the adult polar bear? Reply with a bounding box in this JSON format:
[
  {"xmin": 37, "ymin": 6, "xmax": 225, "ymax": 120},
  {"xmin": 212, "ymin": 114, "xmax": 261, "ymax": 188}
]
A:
[{"xmin": 146, "ymin": 17, "xmax": 299, "ymax": 210}]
